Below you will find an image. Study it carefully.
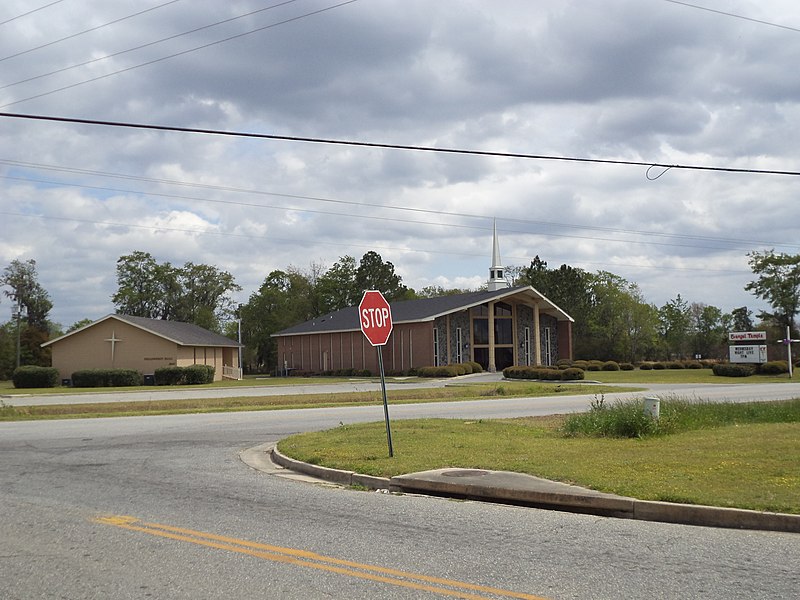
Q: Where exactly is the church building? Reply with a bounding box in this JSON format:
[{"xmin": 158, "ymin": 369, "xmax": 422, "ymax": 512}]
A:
[{"xmin": 272, "ymin": 225, "xmax": 574, "ymax": 374}]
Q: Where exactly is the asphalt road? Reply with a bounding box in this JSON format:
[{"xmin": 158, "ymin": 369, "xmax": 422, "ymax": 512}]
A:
[{"xmin": 1, "ymin": 385, "xmax": 799, "ymax": 599}]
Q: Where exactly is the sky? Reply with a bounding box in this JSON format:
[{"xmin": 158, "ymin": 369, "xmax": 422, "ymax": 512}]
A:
[{"xmin": 1, "ymin": 0, "xmax": 799, "ymax": 329}]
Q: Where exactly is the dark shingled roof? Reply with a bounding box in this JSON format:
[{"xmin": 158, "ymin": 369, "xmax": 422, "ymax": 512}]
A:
[
  {"xmin": 273, "ymin": 286, "xmax": 573, "ymax": 337},
  {"xmin": 43, "ymin": 314, "xmax": 241, "ymax": 348}
]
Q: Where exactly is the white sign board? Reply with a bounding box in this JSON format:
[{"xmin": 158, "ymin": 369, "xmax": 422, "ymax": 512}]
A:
[
  {"xmin": 729, "ymin": 331, "xmax": 767, "ymax": 342},
  {"xmin": 729, "ymin": 344, "xmax": 767, "ymax": 364}
]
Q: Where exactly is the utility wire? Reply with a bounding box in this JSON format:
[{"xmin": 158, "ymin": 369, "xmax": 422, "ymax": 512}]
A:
[
  {"xmin": 0, "ymin": 1, "xmax": 64, "ymax": 27},
  {"xmin": 2, "ymin": 159, "xmax": 797, "ymax": 252},
  {"xmin": 0, "ymin": 0, "xmax": 182, "ymax": 63},
  {"xmin": 2, "ymin": 111, "xmax": 799, "ymax": 178},
  {"xmin": 0, "ymin": 210, "xmax": 750, "ymax": 275},
  {"xmin": 661, "ymin": 0, "xmax": 800, "ymax": 34},
  {"xmin": 1, "ymin": 0, "xmax": 302, "ymax": 88},
  {"xmin": 0, "ymin": 0, "xmax": 358, "ymax": 108}
]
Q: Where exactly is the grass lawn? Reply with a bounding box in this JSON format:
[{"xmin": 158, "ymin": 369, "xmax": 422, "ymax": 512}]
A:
[
  {"xmin": 0, "ymin": 381, "xmax": 631, "ymax": 420},
  {"xmin": 278, "ymin": 404, "xmax": 800, "ymax": 514}
]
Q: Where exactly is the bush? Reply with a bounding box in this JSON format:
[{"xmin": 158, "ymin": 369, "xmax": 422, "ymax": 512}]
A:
[
  {"xmin": 184, "ymin": 364, "xmax": 216, "ymax": 384},
  {"xmin": 468, "ymin": 361, "xmax": 483, "ymax": 373},
  {"xmin": 586, "ymin": 360, "xmax": 604, "ymax": 372},
  {"xmin": 417, "ymin": 365, "xmax": 461, "ymax": 378},
  {"xmin": 72, "ymin": 369, "xmax": 142, "ymax": 387},
  {"xmin": 652, "ymin": 362, "xmax": 666, "ymax": 370},
  {"xmin": 572, "ymin": 360, "xmax": 588, "ymax": 370},
  {"xmin": 556, "ymin": 359, "xmax": 572, "ymax": 368},
  {"xmin": 639, "ymin": 362, "xmax": 653, "ymax": 370},
  {"xmin": 712, "ymin": 363, "xmax": 755, "ymax": 377},
  {"xmin": 667, "ymin": 361, "xmax": 685, "ymax": 369},
  {"xmin": 601, "ymin": 361, "xmax": 620, "ymax": 371},
  {"xmin": 561, "ymin": 367, "xmax": 585, "ymax": 381},
  {"xmin": 155, "ymin": 366, "xmax": 185, "ymax": 386},
  {"xmin": 620, "ymin": 362, "xmax": 635, "ymax": 371},
  {"xmin": 685, "ymin": 361, "xmax": 703, "ymax": 369},
  {"xmin": 758, "ymin": 361, "xmax": 789, "ymax": 375},
  {"xmin": 12, "ymin": 365, "xmax": 59, "ymax": 388}
]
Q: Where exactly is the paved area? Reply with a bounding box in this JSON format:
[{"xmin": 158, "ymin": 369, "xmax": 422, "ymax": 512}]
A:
[{"xmin": 245, "ymin": 442, "xmax": 800, "ymax": 534}]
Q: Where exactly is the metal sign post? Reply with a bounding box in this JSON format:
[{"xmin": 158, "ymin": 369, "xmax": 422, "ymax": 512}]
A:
[
  {"xmin": 781, "ymin": 326, "xmax": 800, "ymax": 379},
  {"xmin": 359, "ymin": 290, "xmax": 394, "ymax": 457}
]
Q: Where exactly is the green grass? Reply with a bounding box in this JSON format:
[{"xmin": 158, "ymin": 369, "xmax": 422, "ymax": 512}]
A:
[
  {"xmin": 585, "ymin": 368, "xmax": 796, "ymax": 384},
  {"xmin": 277, "ymin": 398, "xmax": 800, "ymax": 514},
  {"xmin": 0, "ymin": 381, "xmax": 630, "ymax": 421}
]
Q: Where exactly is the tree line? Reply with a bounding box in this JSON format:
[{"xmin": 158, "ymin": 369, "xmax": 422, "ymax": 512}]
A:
[{"xmin": 1, "ymin": 249, "xmax": 798, "ymax": 377}]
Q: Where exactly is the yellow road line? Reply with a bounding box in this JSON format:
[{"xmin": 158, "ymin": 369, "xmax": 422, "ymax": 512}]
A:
[{"xmin": 94, "ymin": 515, "xmax": 549, "ymax": 600}]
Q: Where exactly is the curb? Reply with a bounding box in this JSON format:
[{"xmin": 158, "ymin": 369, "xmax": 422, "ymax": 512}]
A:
[{"xmin": 266, "ymin": 446, "xmax": 799, "ymax": 533}]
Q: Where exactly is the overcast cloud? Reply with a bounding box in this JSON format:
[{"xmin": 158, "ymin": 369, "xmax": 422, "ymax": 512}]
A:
[{"xmin": 1, "ymin": 0, "xmax": 799, "ymax": 328}]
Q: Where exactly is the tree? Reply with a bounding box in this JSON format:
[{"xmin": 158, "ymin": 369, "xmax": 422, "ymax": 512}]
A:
[
  {"xmin": 1, "ymin": 259, "xmax": 54, "ymax": 367},
  {"xmin": 354, "ymin": 251, "xmax": 409, "ymax": 301},
  {"xmin": 112, "ymin": 251, "xmax": 241, "ymax": 332},
  {"xmin": 745, "ymin": 250, "xmax": 800, "ymax": 333},
  {"xmin": 690, "ymin": 303, "xmax": 726, "ymax": 359},
  {"xmin": 659, "ymin": 295, "xmax": 692, "ymax": 359},
  {"xmin": 730, "ymin": 306, "xmax": 754, "ymax": 332},
  {"xmin": 316, "ymin": 255, "xmax": 359, "ymax": 313},
  {"xmin": 239, "ymin": 269, "xmax": 315, "ymax": 372}
]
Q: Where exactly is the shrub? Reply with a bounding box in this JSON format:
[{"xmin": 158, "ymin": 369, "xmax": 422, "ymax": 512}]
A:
[
  {"xmin": 758, "ymin": 361, "xmax": 789, "ymax": 375},
  {"xmin": 72, "ymin": 369, "xmax": 142, "ymax": 387},
  {"xmin": 155, "ymin": 366, "xmax": 185, "ymax": 386},
  {"xmin": 468, "ymin": 361, "xmax": 483, "ymax": 373},
  {"xmin": 652, "ymin": 362, "xmax": 666, "ymax": 370},
  {"xmin": 184, "ymin": 364, "xmax": 216, "ymax": 384},
  {"xmin": 620, "ymin": 362, "xmax": 635, "ymax": 371},
  {"xmin": 12, "ymin": 365, "xmax": 59, "ymax": 388},
  {"xmin": 667, "ymin": 361, "xmax": 685, "ymax": 369},
  {"xmin": 601, "ymin": 361, "xmax": 620, "ymax": 371},
  {"xmin": 561, "ymin": 367, "xmax": 585, "ymax": 381},
  {"xmin": 572, "ymin": 360, "xmax": 588, "ymax": 370},
  {"xmin": 712, "ymin": 363, "xmax": 755, "ymax": 377},
  {"xmin": 685, "ymin": 361, "xmax": 703, "ymax": 369},
  {"xmin": 417, "ymin": 365, "xmax": 461, "ymax": 377},
  {"xmin": 639, "ymin": 362, "xmax": 653, "ymax": 370},
  {"xmin": 458, "ymin": 362, "xmax": 473, "ymax": 375},
  {"xmin": 556, "ymin": 359, "xmax": 572, "ymax": 368},
  {"xmin": 586, "ymin": 360, "xmax": 604, "ymax": 372}
]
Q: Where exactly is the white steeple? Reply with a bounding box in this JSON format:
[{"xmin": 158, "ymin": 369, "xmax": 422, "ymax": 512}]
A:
[{"xmin": 488, "ymin": 219, "xmax": 508, "ymax": 291}]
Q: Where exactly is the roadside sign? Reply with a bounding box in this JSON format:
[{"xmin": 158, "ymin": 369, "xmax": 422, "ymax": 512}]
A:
[
  {"xmin": 358, "ymin": 290, "xmax": 394, "ymax": 457},
  {"xmin": 728, "ymin": 331, "xmax": 767, "ymax": 342},
  {"xmin": 359, "ymin": 290, "xmax": 393, "ymax": 346},
  {"xmin": 729, "ymin": 344, "xmax": 767, "ymax": 364}
]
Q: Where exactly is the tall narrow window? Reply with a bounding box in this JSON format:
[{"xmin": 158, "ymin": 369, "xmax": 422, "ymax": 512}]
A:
[
  {"xmin": 433, "ymin": 327, "xmax": 440, "ymax": 366},
  {"xmin": 455, "ymin": 327, "xmax": 463, "ymax": 364},
  {"xmin": 524, "ymin": 326, "xmax": 531, "ymax": 366},
  {"xmin": 544, "ymin": 327, "xmax": 552, "ymax": 366}
]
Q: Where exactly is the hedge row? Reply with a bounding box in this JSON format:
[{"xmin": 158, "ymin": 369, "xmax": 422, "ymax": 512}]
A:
[
  {"xmin": 503, "ymin": 366, "xmax": 585, "ymax": 381},
  {"xmin": 12, "ymin": 366, "xmax": 60, "ymax": 388},
  {"xmin": 154, "ymin": 364, "xmax": 215, "ymax": 385},
  {"xmin": 417, "ymin": 362, "xmax": 483, "ymax": 378},
  {"xmin": 711, "ymin": 363, "xmax": 756, "ymax": 377},
  {"xmin": 72, "ymin": 369, "xmax": 143, "ymax": 387}
]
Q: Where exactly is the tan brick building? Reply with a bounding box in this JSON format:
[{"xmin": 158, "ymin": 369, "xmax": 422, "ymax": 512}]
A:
[{"xmin": 43, "ymin": 314, "xmax": 241, "ymax": 383}]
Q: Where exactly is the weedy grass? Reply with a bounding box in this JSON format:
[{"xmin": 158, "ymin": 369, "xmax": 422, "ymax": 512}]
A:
[{"xmin": 278, "ymin": 398, "xmax": 800, "ymax": 514}]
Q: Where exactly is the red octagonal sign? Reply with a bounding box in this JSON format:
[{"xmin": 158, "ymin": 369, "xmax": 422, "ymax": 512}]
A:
[{"xmin": 359, "ymin": 290, "xmax": 393, "ymax": 346}]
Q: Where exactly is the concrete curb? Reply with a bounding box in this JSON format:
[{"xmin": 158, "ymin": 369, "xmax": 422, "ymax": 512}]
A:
[
  {"xmin": 270, "ymin": 446, "xmax": 391, "ymax": 490},
  {"xmin": 264, "ymin": 446, "xmax": 799, "ymax": 533}
]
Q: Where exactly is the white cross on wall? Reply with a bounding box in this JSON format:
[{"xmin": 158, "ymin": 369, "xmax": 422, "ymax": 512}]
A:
[{"xmin": 105, "ymin": 330, "xmax": 121, "ymax": 365}]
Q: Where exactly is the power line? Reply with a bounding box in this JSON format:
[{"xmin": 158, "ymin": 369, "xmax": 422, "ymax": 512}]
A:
[
  {"xmin": 3, "ymin": 166, "xmax": 797, "ymax": 253},
  {"xmin": 0, "ymin": 0, "xmax": 359, "ymax": 108},
  {"xmin": 0, "ymin": 1, "xmax": 64, "ymax": 27},
  {"xmin": 0, "ymin": 0, "xmax": 302, "ymax": 88},
  {"xmin": 661, "ymin": 0, "xmax": 800, "ymax": 34},
  {"xmin": 0, "ymin": 210, "xmax": 750, "ymax": 276},
  {"xmin": 0, "ymin": 0, "xmax": 182, "ymax": 63},
  {"xmin": 2, "ymin": 111, "xmax": 799, "ymax": 178}
]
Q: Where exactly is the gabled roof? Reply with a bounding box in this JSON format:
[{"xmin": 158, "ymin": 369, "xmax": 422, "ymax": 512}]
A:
[
  {"xmin": 272, "ymin": 286, "xmax": 573, "ymax": 338},
  {"xmin": 42, "ymin": 314, "xmax": 241, "ymax": 348}
]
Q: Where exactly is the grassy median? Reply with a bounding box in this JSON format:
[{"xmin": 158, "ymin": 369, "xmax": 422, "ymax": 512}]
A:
[{"xmin": 277, "ymin": 398, "xmax": 800, "ymax": 514}]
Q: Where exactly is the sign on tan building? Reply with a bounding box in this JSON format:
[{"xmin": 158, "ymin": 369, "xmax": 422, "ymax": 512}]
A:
[{"xmin": 43, "ymin": 314, "xmax": 241, "ymax": 383}]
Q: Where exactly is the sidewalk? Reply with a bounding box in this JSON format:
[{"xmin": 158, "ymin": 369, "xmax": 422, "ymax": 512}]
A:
[{"xmin": 241, "ymin": 442, "xmax": 800, "ymax": 534}]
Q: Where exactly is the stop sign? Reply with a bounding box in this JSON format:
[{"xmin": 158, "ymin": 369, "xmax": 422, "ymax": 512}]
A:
[{"xmin": 359, "ymin": 290, "xmax": 393, "ymax": 346}]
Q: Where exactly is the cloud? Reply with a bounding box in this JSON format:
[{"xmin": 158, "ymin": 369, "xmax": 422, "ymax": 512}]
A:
[{"xmin": 1, "ymin": 0, "xmax": 798, "ymax": 329}]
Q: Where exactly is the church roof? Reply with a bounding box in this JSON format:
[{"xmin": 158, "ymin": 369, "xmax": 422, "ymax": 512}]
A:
[
  {"xmin": 272, "ymin": 286, "xmax": 573, "ymax": 337},
  {"xmin": 42, "ymin": 314, "xmax": 241, "ymax": 348}
]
